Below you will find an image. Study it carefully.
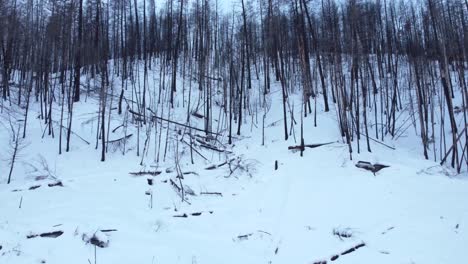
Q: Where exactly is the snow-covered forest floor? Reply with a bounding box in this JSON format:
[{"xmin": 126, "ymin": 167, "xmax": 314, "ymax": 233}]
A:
[{"xmin": 1, "ymin": 64, "xmax": 468, "ymax": 264}]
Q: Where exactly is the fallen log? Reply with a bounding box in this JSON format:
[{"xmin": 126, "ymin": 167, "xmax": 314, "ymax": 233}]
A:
[
  {"xmin": 288, "ymin": 142, "xmax": 335, "ymax": 151},
  {"xmin": 183, "ymin": 171, "xmax": 199, "ymax": 176},
  {"xmin": 191, "ymin": 112, "xmax": 204, "ymax": 119},
  {"xmin": 40, "ymin": 231, "xmax": 64, "ymax": 238},
  {"xmin": 27, "ymin": 231, "xmax": 64, "ymax": 239},
  {"xmin": 128, "ymin": 109, "xmax": 144, "ymax": 117},
  {"xmin": 107, "ymin": 134, "xmax": 133, "ymax": 144},
  {"xmin": 355, "ymin": 161, "xmax": 389, "ymax": 174},
  {"xmin": 198, "ymin": 142, "xmax": 231, "ymax": 153},
  {"xmin": 129, "ymin": 170, "xmax": 162, "ymax": 177},
  {"xmin": 173, "ymin": 211, "xmax": 213, "ymax": 218},
  {"xmin": 100, "ymin": 229, "xmax": 117, "ymax": 233},
  {"xmin": 181, "ymin": 139, "xmax": 208, "ymax": 161},
  {"xmin": 48, "ymin": 181, "xmax": 63, "ymax": 187},
  {"xmin": 111, "ymin": 124, "xmax": 124, "ymax": 133},
  {"xmin": 312, "ymin": 242, "xmax": 366, "ymax": 263},
  {"xmin": 149, "ymin": 112, "xmax": 221, "ymax": 135},
  {"xmin": 173, "ymin": 213, "xmax": 188, "ymax": 218},
  {"xmin": 381, "ymin": 226, "xmax": 395, "ymax": 235},
  {"xmin": 200, "ymin": 192, "xmax": 223, "ymax": 197},
  {"xmin": 237, "ymin": 233, "xmax": 253, "ymax": 240},
  {"xmin": 205, "ymin": 159, "xmax": 235, "ymax": 170},
  {"xmin": 341, "ymin": 243, "xmax": 365, "ymax": 255},
  {"xmin": 56, "ymin": 122, "xmax": 90, "ymax": 145}
]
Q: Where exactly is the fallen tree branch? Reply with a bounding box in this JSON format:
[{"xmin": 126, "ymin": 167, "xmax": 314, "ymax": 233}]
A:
[
  {"xmin": 198, "ymin": 142, "xmax": 232, "ymax": 153},
  {"xmin": 355, "ymin": 161, "xmax": 389, "ymax": 175},
  {"xmin": 128, "ymin": 109, "xmax": 144, "ymax": 117},
  {"xmin": 150, "ymin": 113, "xmax": 221, "ymax": 135},
  {"xmin": 359, "ymin": 132, "xmax": 396, "ymax": 150},
  {"xmin": 312, "ymin": 242, "xmax": 366, "ymax": 264},
  {"xmin": 288, "ymin": 142, "xmax": 335, "ymax": 151},
  {"xmin": 173, "ymin": 211, "xmax": 213, "ymax": 218},
  {"xmin": 27, "ymin": 231, "xmax": 64, "ymax": 239},
  {"xmin": 53, "ymin": 120, "xmax": 90, "ymax": 145},
  {"xmin": 237, "ymin": 233, "xmax": 253, "ymax": 240},
  {"xmin": 181, "ymin": 139, "xmax": 208, "ymax": 161},
  {"xmin": 200, "ymin": 192, "xmax": 223, "ymax": 196},
  {"xmin": 107, "ymin": 134, "xmax": 133, "ymax": 144},
  {"xmin": 173, "ymin": 213, "xmax": 188, "ymax": 218},
  {"xmin": 100, "ymin": 229, "xmax": 117, "ymax": 233},
  {"xmin": 129, "ymin": 170, "xmax": 162, "ymax": 177},
  {"xmin": 205, "ymin": 159, "xmax": 235, "ymax": 170},
  {"xmin": 48, "ymin": 181, "xmax": 63, "ymax": 187}
]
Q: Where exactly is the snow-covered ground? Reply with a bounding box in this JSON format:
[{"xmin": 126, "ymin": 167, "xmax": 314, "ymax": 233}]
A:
[{"xmin": 1, "ymin": 64, "xmax": 467, "ymax": 264}]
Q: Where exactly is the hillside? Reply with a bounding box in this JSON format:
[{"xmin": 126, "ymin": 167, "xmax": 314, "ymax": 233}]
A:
[
  {"xmin": 1, "ymin": 64, "xmax": 467, "ymax": 263},
  {"xmin": 1, "ymin": 0, "xmax": 468, "ymax": 263}
]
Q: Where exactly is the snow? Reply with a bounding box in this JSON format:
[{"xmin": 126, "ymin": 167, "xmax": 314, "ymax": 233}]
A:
[{"xmin": 1, "ymin": 60, "xmax": 468, "ymax": 264}]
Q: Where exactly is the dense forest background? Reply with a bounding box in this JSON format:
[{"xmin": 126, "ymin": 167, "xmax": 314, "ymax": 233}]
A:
[{"xmin": 0, "ymin": 0, "xmax": 467, "ymax": 175}]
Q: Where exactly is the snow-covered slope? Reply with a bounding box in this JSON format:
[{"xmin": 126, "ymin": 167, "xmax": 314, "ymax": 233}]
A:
[{"xmin": 1, "ymin": 61, "xmax": 467, "ymax": 264}]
